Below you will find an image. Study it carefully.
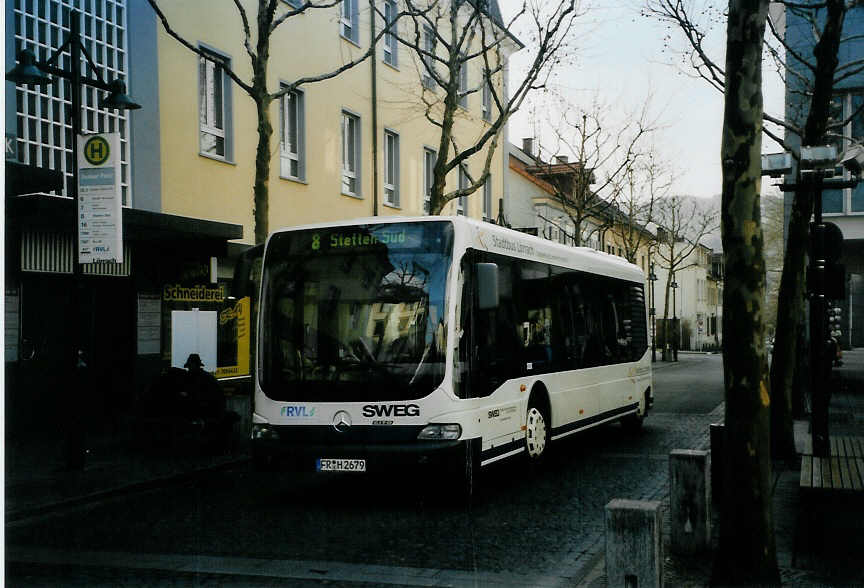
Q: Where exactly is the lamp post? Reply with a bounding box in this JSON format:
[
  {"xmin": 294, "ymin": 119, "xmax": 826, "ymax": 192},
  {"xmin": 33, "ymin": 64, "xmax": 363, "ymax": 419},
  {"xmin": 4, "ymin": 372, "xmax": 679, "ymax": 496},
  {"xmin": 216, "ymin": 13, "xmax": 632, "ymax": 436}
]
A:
[
  {"xmin": 671, "ymin": 275, "xmax": 679, "ymax": 362},
  {"xmin": 7, "ymin": 11, "xmax": 140, "ymax": 466},
  {"xmin": 649, "ymin": 262, "xmax": 657, "ymax": 362}
]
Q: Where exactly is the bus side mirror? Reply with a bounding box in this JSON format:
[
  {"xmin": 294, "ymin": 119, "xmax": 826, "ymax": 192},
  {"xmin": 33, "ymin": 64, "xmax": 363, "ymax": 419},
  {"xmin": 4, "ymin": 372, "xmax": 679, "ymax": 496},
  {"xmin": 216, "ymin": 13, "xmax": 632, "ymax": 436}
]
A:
[
  {"xmin": 232, "ymin": 244, "xmax": 264, "ymax": 300},
  {"xmin": 476, "ymin": 263, "xmax": 499, "ymax": 310}
]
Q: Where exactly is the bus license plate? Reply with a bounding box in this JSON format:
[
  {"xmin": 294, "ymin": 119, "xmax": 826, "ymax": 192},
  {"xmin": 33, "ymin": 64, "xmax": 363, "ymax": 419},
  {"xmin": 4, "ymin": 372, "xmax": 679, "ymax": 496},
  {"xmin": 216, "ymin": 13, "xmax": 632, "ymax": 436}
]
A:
[{"xmin": 316, "ymin": 458, "xmax": 366, "ymax": 472}]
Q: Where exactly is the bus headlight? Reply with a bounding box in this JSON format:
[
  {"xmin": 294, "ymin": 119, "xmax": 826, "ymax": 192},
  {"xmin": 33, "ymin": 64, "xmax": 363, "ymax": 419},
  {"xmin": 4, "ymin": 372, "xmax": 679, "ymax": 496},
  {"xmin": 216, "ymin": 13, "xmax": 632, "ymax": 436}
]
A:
[
  {"xmin": 252, "ymin": 423, "xmax": 279, "ymax": 440},
  {"xmin": 417, "ymin": 424, "xmax": 462, "ymax": 440}
]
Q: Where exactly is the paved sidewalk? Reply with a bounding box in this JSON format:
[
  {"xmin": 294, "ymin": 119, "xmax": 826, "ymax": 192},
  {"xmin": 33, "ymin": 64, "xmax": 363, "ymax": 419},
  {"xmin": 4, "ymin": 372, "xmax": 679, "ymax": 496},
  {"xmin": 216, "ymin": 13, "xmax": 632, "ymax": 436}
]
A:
[
  {"xmin": 5, "ymin": 424, "xmax": 249, "ymax": 522},
  {"xmin": 586, "ymin": 349, "xmax": 864, "ymax": 586}
]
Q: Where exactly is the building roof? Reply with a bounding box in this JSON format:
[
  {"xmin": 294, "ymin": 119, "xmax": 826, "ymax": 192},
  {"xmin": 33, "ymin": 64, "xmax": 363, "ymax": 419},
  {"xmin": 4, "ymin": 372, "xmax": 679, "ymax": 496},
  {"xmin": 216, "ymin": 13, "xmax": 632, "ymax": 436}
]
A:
[{"xmin": 469, "ymin": 0, "xmax": 525, "ymax": 49}]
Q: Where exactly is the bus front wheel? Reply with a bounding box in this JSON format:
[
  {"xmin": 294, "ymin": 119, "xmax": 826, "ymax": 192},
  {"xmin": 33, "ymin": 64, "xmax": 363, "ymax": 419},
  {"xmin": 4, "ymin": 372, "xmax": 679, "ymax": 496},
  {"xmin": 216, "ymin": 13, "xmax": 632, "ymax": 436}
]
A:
[{"xmin": 525, "ymin": 401, "xmax": 549, "ymax": 461}]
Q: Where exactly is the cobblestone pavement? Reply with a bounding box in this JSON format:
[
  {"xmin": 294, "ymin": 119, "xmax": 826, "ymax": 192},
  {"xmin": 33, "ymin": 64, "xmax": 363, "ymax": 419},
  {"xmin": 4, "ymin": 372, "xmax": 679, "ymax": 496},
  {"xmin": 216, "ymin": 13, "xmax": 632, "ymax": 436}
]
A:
[{"xmin": 7, "ymin": 354, "xmax": 730, "ymax": 586}]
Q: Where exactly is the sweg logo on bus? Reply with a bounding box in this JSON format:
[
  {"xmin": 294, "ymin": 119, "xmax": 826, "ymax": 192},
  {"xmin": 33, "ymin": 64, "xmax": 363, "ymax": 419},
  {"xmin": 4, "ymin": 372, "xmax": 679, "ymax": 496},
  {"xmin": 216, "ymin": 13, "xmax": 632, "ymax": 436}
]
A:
[
  {"xmin": 362, "ymin": 404, "xmax": 420, "ymax": 417},
  {"xmin": 281, "ymin": 406, "xmax": 315, "ymax": 417}
]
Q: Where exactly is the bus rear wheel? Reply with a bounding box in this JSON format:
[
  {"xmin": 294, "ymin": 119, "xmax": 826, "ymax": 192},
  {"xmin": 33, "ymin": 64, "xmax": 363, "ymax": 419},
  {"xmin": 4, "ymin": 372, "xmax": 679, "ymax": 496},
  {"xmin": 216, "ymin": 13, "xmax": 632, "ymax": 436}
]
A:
[{"xmin": 525, "ymin": 403, "xmax": 549, "ymax": 461}]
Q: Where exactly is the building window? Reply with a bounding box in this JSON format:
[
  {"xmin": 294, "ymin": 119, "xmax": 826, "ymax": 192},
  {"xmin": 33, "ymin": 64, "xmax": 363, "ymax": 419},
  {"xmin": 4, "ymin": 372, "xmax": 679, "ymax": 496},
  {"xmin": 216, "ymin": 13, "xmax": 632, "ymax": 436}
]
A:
[
  {"xmin": 422, "ymin": 25, "xmax": 436, "ymax": 89},
  {"xmin": 458, "ymin": 56, "xmax": 468, "ymax": 108},
  {"xmin": 457, "ymin": 165, "xmax": 468, "ymax": 215},
  {"xmin": 824, "ymin": 91, "xmax": 864, "ymax": 214},
  {"xmin": 342, "ymin": 111, "xmax": 361, "ymax": 196},
  {"xmin": 341, "ymin": 0, "xmax": 359, "ymax": 44},
  {"xmin": 482, "ymin": 74, "xmax": 492, "ymax": 121},
  {"xmin": 383, "ymin": 0, "xmax": 398, "ymax": 66},
  {"xmin": 483, "ymin": 174, "xmax": 492, "ymax": 221},
  {"xmin": 384, "ymin": 129, "xmax": 399, "ymax": 206},
  {"xmin": 423, "ymin": 147, "xmax": 436, "ymax": 214},
  {"xmin": 199, "ymin": 49, "xmax": 230, "ymax": 160},
  {"xmin": 280, "ymin": 88, "xmax": 304, "ymax": 180},
  {"xmin": 13, "ymin": 3, "xmax": 132, "ymax": 203}
]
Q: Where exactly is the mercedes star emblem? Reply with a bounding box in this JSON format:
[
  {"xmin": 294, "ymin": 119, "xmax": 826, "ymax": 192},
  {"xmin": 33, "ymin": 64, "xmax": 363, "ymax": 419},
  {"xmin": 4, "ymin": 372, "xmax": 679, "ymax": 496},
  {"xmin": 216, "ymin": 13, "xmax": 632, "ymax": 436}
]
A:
[{"xmin": 332, "ymin": 410, "xmax": 352, "ymax": 433}]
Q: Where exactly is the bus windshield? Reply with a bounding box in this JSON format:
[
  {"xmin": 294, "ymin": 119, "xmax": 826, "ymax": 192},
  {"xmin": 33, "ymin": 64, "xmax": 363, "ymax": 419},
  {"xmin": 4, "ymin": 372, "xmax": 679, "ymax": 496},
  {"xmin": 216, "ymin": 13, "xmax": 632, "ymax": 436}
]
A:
[{"xmin": 259, "ymin": 221, "xmax": 454, "ymax": 402}]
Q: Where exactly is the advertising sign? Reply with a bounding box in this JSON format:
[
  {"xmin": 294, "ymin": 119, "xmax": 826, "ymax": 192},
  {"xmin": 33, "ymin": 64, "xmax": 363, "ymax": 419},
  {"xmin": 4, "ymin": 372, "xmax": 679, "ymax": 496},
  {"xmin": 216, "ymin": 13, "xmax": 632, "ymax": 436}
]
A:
[
  {"xmin": 77, "ymin": 133, "xmax": 123, "ymax": 263},
  {"xmin": 215, "ymin": 296, "xmax": 251, "ymax": 379}
]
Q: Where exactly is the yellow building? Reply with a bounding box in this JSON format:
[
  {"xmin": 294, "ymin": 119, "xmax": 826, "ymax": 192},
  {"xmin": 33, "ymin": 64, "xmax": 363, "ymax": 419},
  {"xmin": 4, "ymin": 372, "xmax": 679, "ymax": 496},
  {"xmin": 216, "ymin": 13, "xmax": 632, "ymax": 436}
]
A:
[{"xmin": 153, "ymin": 0, "xmax": 519, "ymax": 248}]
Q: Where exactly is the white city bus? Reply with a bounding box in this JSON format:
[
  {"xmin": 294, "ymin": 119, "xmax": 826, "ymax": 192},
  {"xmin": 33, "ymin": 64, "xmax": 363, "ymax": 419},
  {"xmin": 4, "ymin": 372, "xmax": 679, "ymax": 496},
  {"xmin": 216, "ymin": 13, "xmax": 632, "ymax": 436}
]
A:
[{"xmin": 250, "ymin": 216, "xmax": 652, "ymax": 488}]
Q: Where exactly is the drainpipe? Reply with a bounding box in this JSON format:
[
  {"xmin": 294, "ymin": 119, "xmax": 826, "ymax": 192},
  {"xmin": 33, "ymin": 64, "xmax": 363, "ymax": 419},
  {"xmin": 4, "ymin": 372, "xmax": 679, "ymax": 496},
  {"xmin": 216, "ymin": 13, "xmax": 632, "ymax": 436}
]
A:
[{"xmin": 370, "ymin": 0, "xmax": 379, "ymax": 216}]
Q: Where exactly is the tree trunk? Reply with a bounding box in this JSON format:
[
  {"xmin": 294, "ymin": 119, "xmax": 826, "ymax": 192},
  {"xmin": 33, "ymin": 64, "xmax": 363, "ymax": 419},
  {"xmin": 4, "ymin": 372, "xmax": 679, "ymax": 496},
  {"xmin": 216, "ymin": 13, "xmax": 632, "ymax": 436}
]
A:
[
  {"xmin": 662, "ymin": 272, "xmax": 672, "ymax": 358},
  {"xmin": 254, "ymin": 92, "xmax": 273, "ymax": 245},
  {"xmin": 769, "ymin": 0, "xmax": 846, "ymax": 460},
  {"xmin": 769, "ymin": 191, "xmax": 809, "ymax": 458},
  {"xmin": 430, "ymin": 81, "xmax": 459, "ymax": 215},
  {"xmin": 572, "ymin": 217, "xmax": 582, "ymax": 247},
  {"xmin": 713, "ymin": 1, "xmax": 779, "ymax": 584}
]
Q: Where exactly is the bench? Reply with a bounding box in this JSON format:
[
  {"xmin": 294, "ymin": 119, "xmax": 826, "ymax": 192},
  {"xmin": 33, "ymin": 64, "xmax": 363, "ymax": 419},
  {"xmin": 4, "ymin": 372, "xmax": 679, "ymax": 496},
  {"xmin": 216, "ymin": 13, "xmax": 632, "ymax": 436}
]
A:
[
  {"xmin": 800, "ymin": 436, "xmax": 864, "ymax": 493},
  {"xmin": 795, "ymin": 435, "xmax": 864, "ymax": 566}
]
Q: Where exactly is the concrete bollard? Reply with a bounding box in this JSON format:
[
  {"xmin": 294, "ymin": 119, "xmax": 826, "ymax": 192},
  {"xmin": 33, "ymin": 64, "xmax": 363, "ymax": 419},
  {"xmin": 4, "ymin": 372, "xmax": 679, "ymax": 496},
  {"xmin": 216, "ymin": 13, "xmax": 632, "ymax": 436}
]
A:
[
  {"xmin": 605, "ymin": 499, "xmax": 663, "ymax": 588},
  {"xmin": 709, "ymin": 423, "xmax": 724, "ymax": 504},
  {"xmin": 669, "ymin": 449, "xmax": 711, "ymax": 554}
]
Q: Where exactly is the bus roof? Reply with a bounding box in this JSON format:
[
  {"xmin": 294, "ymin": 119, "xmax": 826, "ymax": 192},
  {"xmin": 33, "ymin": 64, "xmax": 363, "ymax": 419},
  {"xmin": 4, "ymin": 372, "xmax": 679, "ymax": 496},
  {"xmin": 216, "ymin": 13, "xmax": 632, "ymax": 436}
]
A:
[{"xmin": 268, "ymin": 216, "xmax": 646, "ymax": 284}]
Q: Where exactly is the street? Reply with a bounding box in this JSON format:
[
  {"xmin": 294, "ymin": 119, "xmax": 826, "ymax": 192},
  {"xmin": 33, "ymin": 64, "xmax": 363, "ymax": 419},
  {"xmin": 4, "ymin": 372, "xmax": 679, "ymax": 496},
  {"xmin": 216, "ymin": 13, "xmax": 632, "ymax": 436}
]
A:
[{"xmin": 7, "ymin": 354, "xmax": 724, "ymax": 586}]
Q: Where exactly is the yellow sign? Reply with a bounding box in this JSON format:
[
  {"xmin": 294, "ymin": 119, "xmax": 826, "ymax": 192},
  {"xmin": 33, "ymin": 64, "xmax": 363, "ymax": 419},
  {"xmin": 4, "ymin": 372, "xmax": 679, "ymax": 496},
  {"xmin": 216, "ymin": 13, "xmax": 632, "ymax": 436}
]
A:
[
  {"xmin": 83, "ymin": 135, "xmax": 110, "ymax": 166},
  {"xmin": 215, "ymin": 296, "xmax": 251, "ymax": 379},
  {"xmin": 163, "ymin": 283, "xmax": 226, "ymax": 303}
]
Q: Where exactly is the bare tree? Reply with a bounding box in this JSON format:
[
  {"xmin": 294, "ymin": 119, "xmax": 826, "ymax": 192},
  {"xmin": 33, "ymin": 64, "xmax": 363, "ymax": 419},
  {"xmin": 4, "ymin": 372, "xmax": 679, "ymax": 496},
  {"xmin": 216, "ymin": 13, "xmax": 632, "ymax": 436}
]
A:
[
  {"xmin": 399, "ymin": 0, "xmax": 580, "ymax": 214},
  {"xmin": 762, "ymin": 190, "xmax": 785, "ymax": 337},
  {"xmin": 652, "ymin": 194, "xmax": 718, "ymax": 356},
  {"xmin": 715, "ymin": 1, "xmax": 780, "ymax": 582},
  {"xmin": 644, "ymin": 0, "xmax": 852, "ymax": 461},
  {"xmin": 147, "ymin": 0, "xmax": 400, "ymax": 244},
  {"xmin": 525, "ymin": 97, "xmax": 657, "ymax": 247},
  {"xmin": 605, "ymin": 150, "xmax": 673, "ymax": 264}
]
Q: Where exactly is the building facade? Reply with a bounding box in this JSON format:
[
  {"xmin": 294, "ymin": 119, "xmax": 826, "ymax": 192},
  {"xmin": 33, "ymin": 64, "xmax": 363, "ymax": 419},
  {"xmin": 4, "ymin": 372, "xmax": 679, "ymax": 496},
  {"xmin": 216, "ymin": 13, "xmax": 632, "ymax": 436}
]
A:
[
  {"xmin": 651, "ymin": 240, "xmax": 723, "ymax": 352},
  {"xmin": 151, "ymin": 0, "xmax": 515, "ymax": 238},
  {"xmin": 785, "ymin": 5, "xmax": 864, "ymax": 347}
]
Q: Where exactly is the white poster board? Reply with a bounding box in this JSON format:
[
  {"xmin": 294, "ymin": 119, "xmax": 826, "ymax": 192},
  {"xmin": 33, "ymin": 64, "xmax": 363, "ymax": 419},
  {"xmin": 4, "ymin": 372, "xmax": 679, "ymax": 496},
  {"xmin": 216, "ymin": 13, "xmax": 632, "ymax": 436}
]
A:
[
  {"xmin": 171, "ymin": 309, "xmax": 217, "ymax": 372},
  {"xmin": 77, "ymin": 132, "xmax": 123, "ymax": 263}
]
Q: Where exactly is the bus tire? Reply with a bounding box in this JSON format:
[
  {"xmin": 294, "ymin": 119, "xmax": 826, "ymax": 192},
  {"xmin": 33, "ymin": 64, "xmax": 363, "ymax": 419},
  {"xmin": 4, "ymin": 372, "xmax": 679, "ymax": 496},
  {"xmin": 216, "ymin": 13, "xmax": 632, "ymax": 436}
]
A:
[
  {"xmin": 525, "ymin": 396, "xmax": 550, "ymax": 462},
  {"xmin": 621, "ymin": 394, "xmax": 646, "ymax": 433},
  {"xmin": 437, "ymin": 439, "xmax": 481, "ymax": 504},
  {"xmin": 252, "ymin": 451, "xmax": 277, "ymax": 472}
]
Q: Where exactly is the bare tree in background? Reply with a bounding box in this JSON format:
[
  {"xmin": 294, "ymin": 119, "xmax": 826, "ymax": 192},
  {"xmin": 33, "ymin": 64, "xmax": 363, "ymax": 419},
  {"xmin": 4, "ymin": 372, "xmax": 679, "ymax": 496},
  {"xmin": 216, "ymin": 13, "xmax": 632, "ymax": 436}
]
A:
[
  {"xmin": 147, "ymin": 0, "xmax": 400, "ymax": 244},
  {"xmin": 399, "ymin": 0, "xmax": 580, "ymax": 215},
  {"xmin": 605, "ymin": 150, "xmax": 673, "ymax": 264},
  {"xmin": 525, "ymin": 97, "xmax": 657, "ymax": 247},
  {"xmin": 762, "ymin": 191, "xmax": 785, "ymax": 338},
  {"xmin": 644, "ymin": 0, "xmax": 851, "ymax": 461},
  {"xmin": 653, "ymin": 194, "xmax": 718, "ymax": 357}
]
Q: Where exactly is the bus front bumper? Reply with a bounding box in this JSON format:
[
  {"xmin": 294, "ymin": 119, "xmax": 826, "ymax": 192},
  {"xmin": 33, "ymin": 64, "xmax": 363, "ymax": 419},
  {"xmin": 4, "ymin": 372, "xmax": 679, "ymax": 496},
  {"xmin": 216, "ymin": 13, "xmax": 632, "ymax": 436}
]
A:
[{"xmin": 251, "ymin": 424, "xmax": 477, "ymax": 472}]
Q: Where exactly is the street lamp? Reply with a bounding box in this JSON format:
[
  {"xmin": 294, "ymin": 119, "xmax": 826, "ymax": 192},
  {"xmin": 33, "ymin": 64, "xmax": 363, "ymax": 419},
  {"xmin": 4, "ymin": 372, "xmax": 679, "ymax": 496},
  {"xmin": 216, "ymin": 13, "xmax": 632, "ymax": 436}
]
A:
[
  {"xmin": 649, "ymin": 262, "xmax": 657, "ymax": 362},
  {"xmin": 7, "ymin": 12, "xmax": 140, "ymax": 467},
  {"xmin": 671, "ymin": 276, "xmax": 679, "ymax": 362}
]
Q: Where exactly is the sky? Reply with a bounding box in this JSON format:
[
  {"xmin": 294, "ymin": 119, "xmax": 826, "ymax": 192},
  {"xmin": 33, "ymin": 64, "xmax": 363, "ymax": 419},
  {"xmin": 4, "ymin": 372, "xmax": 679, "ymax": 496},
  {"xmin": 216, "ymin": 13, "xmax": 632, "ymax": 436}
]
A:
[{"xmin": 498, "ymin": 1, "xmax": 786, "ymax": 201}]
